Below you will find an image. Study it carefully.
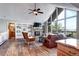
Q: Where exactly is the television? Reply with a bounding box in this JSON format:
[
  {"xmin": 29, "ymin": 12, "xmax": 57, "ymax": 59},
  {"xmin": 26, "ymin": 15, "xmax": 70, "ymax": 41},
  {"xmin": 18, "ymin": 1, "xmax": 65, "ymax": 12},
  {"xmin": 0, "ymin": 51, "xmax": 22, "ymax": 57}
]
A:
[{"xmin": 33, "ymin": 22, "xmax": 41, "ymax": 27}]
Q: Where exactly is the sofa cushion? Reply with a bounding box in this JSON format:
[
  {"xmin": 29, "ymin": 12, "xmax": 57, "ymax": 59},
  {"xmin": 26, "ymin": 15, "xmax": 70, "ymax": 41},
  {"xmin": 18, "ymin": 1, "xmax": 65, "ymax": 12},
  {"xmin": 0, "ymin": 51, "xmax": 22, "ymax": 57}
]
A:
[{"xmin": 57, "ymin": 33, "xmax": 67, "ymax": 39}]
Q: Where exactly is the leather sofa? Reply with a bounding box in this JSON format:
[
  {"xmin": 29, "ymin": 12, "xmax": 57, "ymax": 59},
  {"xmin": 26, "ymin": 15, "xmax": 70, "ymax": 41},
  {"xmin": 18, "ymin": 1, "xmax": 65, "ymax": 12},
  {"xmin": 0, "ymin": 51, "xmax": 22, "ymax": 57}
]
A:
[{"xmin": 43, "ymin": 34, "xmax": 67, "ymax": 48}]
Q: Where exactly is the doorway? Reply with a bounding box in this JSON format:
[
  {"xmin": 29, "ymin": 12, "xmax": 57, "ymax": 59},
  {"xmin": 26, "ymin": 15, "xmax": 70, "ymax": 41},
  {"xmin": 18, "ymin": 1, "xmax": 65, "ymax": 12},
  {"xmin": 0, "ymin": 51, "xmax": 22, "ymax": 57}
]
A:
[{"xmin": 8, "ymin": 23, "xmax": 15, "ymax": 40}]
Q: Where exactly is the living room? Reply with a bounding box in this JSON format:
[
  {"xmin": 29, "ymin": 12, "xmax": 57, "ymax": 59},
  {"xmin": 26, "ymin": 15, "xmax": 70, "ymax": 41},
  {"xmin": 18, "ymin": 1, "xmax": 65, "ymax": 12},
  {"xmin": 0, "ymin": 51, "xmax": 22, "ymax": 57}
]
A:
[{"xmin": 0, "ymin": 3, "xmax": 79, "ymax": 56}]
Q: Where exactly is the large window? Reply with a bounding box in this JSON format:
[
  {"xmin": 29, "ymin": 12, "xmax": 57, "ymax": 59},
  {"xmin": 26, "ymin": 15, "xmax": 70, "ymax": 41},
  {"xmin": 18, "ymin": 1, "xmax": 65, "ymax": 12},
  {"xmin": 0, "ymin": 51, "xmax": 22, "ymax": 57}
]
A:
[
  {"xmin": 58, "ymin": 9, "xmax": 65, "ymax": 20},
  {"xmin": 66, "ymin": 9, "xmax": 77, "ymax": 18},
  {"xmin": 66, "ymin": 17, "xmax": 76, "ymax": 31},
  {"xmin": 57, "ymin": 20, "xmax": 64, "ymax": 32},
  {"xmin": 51, "ymin": 8, "xmax": 77, "ymax": 38},
  {"xmin": 66, "ymin": 9, "xmax": 77, "ymax": 38},
  {"xmin": 51, "ymin": 8, "xmax": 65, "ymax": 33}
]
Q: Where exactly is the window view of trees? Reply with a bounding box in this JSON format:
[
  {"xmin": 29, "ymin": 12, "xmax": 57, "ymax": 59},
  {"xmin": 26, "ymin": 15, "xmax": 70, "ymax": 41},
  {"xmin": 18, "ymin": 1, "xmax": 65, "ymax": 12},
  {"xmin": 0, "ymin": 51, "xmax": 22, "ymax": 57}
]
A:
[
  {"xmin": 49, "ymin": 8, "xmax": 77, "ymax": 38},
  {"xmin": 51, "ymin": 22, "xmax": 63, "ymax": 33}
]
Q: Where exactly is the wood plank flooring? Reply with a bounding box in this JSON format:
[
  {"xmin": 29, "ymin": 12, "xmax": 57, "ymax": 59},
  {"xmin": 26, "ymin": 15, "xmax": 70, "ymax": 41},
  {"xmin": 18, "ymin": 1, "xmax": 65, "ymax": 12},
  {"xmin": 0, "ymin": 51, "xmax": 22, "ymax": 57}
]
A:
[{"xmin": 0, "ymin": 39, "xmax": 56, "ymax": 56}]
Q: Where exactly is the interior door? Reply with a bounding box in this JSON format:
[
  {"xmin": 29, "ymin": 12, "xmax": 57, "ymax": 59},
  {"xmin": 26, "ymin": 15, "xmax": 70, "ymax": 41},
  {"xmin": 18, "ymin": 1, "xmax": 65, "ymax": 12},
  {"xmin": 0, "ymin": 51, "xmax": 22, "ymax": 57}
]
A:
[{"xmin": 8, "ymin": 23, "xmax": 15, "ymax": 40}]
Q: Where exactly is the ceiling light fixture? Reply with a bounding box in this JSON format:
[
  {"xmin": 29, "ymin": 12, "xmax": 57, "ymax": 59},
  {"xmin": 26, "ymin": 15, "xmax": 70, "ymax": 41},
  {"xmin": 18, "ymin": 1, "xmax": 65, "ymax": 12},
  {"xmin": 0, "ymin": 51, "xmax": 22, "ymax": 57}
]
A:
[{"xmin": 28, "ymin": 3, "xmax": 43, "ymax": 15}]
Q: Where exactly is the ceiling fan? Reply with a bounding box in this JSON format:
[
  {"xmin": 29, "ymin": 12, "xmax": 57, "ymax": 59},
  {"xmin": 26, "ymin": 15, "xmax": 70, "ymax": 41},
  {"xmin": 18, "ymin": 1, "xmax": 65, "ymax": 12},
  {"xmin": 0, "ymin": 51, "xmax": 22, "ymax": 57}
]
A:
[{"xmin": 28, "ymin": 3, "xmax": 43, "ymax": 15}]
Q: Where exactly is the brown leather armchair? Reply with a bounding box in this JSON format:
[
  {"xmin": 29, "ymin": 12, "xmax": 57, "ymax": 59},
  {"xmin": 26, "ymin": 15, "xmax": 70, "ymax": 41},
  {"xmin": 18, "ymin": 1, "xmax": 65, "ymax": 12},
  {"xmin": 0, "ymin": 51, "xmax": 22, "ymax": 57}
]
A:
[
  {"xmin": 43, "ymin": 34, "xmax": 67, "ymax": 48},
  {"xmin": 43, "ymin": 35, "xmax": 58, "ymax": 48},
  {"xmin": 22, "ymin": 32, "xmax": 35, "ymax": 45}
]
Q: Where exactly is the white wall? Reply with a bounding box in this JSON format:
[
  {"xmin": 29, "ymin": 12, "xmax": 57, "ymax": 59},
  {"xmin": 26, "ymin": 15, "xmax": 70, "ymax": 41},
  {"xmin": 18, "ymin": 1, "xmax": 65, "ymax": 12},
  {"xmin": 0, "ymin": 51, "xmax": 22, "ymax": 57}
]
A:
[
  {"xmin": 0, "ymin": 20, "xmax": 7, "ymax": 32},
  {"xmin": 0, "ymin": 19, "xmax": 32, "ymax": 39},
  {"xmin": 0, "ymin": 19, "xmax": 16, "ymax": 32},
  {"xmin": 0, "ymin": 19, "xmax": 32, "ymax": 32}
]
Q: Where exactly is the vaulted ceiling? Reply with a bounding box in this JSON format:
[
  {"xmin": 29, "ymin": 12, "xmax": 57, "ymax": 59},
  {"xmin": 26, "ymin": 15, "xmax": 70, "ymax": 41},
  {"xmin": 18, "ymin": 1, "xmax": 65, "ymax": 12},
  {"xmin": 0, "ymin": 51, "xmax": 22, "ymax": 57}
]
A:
[{"xmin": 0, "ymin": 3, "xmax": 79, "ymax": 24}]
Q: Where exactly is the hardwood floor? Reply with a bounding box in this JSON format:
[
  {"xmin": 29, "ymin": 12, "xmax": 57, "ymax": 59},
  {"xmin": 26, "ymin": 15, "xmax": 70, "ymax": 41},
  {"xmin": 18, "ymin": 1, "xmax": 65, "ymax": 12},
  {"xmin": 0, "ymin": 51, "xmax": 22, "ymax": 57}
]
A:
[{"xmin": 0, "ymin": 39, "xmax": 57, "ymax": 56}]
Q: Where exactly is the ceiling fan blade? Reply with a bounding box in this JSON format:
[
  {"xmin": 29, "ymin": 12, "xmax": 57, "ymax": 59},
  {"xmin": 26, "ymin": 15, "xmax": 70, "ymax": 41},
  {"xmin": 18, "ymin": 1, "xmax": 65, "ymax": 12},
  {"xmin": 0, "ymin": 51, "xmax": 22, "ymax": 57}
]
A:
[
  {"xmin": 38, "ymin": 12, "xmax": 43, "ymax": 14},
  {"xmin": 37, "ymin": 8, "xmax": 40, "ymax": 11},
  {"xmin": 28, "ymin": 12, "xmax": 33, "ymax": 14},
  {"xmin": 28, "ymin": 9, "xmax": 33, "ymax": 11}
]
